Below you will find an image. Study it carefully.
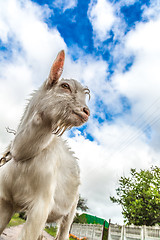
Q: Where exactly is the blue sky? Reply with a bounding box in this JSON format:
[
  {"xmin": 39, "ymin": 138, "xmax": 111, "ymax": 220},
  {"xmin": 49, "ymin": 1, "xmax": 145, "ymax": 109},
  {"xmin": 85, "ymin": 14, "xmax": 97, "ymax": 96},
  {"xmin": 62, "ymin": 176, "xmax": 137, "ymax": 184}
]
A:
[{"xmin": 0, "ymin": 0, "xmax": 160, "ymax": 224}]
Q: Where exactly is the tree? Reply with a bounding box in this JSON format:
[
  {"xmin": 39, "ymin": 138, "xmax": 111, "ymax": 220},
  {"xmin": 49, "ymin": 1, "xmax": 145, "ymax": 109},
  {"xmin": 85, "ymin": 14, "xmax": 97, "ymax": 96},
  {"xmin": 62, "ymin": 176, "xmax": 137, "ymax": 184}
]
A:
[
  {"xmin": 77, "ymin": 195, "xmax": 89, "ymax": 212},
  {"xmin": 110, "ymin": 166, "xmax": 160, "ymax": 226},
  {"xmin": 74, "ymin": 195, "xmax": 89, "ymax": 223}
]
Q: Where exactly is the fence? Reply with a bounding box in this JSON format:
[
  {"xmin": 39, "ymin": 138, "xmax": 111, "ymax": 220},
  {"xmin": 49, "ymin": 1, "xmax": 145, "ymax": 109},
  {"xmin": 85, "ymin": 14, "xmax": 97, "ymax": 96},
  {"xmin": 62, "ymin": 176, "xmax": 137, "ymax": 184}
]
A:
[
  {"xmin": 71, "ymin": 223, "xmax": 160, "ymax": 240},
  {"xmin": 108, "ymin": 224, "xmax": 160, "ymax": 240},
  {"xmin": 70, "ymin": 223, "xmax": 105, "ymax": 240}
]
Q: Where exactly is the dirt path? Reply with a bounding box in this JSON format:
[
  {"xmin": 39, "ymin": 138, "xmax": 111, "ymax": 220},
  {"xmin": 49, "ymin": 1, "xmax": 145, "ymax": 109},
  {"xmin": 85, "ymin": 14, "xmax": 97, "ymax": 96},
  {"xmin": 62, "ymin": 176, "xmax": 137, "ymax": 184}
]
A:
[{"xmin": 0, "ymin": 224, "xmax": 54, "ymax": 240}]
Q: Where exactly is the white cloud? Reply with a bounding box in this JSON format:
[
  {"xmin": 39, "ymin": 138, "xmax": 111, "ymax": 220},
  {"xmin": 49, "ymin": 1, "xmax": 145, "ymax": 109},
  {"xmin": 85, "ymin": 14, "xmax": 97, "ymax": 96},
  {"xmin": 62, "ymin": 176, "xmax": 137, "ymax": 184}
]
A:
[
  {"xmin": 113, "ymin": 17, "xmax": 160, "ymax": 119},
  {"xmin": 111, "ymin": 16, "xmax": 160, "ymax": 159},
  {"xmin": 143, "ymin": 0, "xmax": 160, "ymax": 20},
  {"xmin": 53, "ymin": 0, "xmax": 77, "ymax": 12},
  {"xmin": 88, "ymin": 0, "xmax": 116, "ymax": 42}
]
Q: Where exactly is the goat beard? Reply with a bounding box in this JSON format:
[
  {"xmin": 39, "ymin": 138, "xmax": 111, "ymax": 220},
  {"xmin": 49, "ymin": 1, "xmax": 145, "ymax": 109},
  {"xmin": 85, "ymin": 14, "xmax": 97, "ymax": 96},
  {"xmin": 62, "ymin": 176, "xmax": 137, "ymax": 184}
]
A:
[
  {"xmin": 52, "ymin": 119, "xmax": 73, "ymax": 136},
  {"xmin": 52, "ymin": 124, "xmax": 72, "ymax": 136},
  {"xmin": 50, "ymin": 108, "xmax": 79, "ymax": 136}
]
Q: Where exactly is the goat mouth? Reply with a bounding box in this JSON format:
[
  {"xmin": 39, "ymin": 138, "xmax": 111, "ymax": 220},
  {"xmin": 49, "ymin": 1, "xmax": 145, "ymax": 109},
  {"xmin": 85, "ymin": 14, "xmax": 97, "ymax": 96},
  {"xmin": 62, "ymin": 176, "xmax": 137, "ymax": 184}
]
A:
[{"xmin": 72, "ymin": 111, "xmax": 89, "ymax": 122}]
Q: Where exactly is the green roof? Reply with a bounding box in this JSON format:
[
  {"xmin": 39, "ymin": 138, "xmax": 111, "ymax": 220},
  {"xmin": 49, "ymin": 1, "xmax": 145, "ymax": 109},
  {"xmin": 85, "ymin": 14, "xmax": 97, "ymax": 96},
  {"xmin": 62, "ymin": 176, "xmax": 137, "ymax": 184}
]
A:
[{"xmin": 79, "ymin": 213, "xmax": 109, "ymax": 228}]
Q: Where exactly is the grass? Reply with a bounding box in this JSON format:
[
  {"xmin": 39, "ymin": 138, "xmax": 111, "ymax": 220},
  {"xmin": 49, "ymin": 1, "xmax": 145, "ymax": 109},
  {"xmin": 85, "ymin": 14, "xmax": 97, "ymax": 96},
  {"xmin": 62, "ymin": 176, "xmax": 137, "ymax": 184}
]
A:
[
  {"xmin": 7, "ymin": 213, "xmax": 25, "ymax": 227},
  {"xmin": 45, "ymin": 226, "xmax": 57, "ymax": 237},
  {"xmin": 7, "ymin": 214, "xmax": 57, "ymax": 237}
]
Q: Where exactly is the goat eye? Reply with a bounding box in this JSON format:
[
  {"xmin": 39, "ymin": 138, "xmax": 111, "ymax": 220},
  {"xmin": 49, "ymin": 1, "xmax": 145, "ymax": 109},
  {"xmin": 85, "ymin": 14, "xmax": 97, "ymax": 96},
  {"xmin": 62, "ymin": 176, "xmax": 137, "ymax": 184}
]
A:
[{"xmin": 61, "ymin": 83, "xmax": 71, "ymax": 91}]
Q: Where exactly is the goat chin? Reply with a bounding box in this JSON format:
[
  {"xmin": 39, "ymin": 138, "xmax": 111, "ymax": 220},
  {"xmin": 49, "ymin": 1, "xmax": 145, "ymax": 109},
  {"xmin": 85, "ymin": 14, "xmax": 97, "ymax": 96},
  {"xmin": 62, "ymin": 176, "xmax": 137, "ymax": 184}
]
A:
[{"xmin": 0, "ymin": 50, "xmax": 90, "ymax": 240}]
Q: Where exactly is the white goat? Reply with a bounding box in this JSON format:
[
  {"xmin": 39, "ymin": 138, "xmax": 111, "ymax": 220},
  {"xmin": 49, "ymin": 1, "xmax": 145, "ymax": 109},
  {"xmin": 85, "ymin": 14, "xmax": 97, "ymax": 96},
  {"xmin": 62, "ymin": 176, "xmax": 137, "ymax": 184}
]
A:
[{"xmin": 0, "ymin": 50, "xmax": 90, "ymax": 240}]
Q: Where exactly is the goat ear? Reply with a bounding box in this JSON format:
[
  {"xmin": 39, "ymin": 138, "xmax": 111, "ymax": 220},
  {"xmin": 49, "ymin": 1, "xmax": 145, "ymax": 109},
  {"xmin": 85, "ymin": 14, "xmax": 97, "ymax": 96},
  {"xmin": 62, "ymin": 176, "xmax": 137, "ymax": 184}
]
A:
[{"xmin": 47, "ymin": 50, "xmax": 65, "ymax": 86}]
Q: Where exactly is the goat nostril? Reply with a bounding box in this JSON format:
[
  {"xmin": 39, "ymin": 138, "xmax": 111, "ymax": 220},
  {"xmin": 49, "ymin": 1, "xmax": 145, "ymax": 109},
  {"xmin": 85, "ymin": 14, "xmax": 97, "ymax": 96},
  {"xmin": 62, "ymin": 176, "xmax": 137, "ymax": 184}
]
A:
[{"xmin": 83, "ymin": 107, "xmax": 90, "ymax": 116}]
